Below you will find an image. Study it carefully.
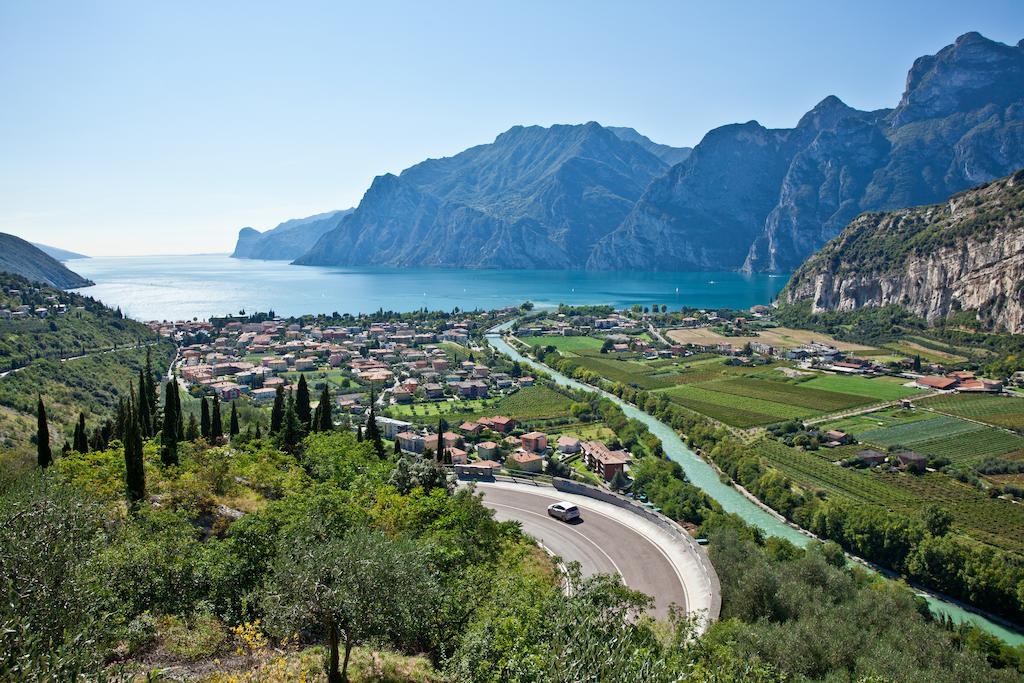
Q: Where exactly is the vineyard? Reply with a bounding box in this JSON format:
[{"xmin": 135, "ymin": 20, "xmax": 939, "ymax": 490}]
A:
[
  {"xmin": 857, "ymin": 415, "xmax": 984, "ymax": 448},
  {"xmin": 753, "ymin": 439, "xmax": 1024, "ymax": 555},
  {"xmin": 918, "ymin": 393, "xmax": 1024, "ymax": 430},
  {"xmin": 707, "ymin": 377, "xmax": 872, "ymax": 412},
  {"xmin": 656, "ymin": 383, "xmax": 817, "ymax": 426},
  {"xmin": 797, "ymin": 374, "xmax": 923, "ymax": 401},
  {"xmin": 912, "ymin": 429, "xmax": 1024, "ymax": 464}
]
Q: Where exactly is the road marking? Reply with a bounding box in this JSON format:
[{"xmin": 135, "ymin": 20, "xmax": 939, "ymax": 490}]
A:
[
  {"xmin": 487, "ymin": 501, "xmax": 624, "ymax": 578},
  {"xmin": 481, "ymin": 485, "xmax": 690, "ymax": 613}
]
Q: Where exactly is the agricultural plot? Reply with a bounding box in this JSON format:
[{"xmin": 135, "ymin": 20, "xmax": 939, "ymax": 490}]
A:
[
  {"xmin": 756, "ymin": 438, "xmax": 1024, "ymax": 555},
  {"xmin": 799, "ymin": 374, "xmax": 922, "ymax": 402},
  {"xmin": 856, "ymin": 415, "xmax": 984, "ymax": 448},
  {"xmin": 707, "ymin": 377, "xmax": 872, "ymax": 412},
  {"xmin": 570, "ymin": 355, "xmax": 687, "ymax": 390},
  {"xmin": 657, "ymin": 383, "xmax": 816, "ymax": 427},
  {"xmin": 918, "ymin": 393, "xmax": 1024, "ymax": 430},
  {"xmin": 524, "ymin": 335, "xmax": 605, "ymax": 355},
  {"xmin": 824, "ymin": 408, "xmax": 935, "ymax": 435},
  {"xmin": 912, "ymin": 430, "xmax": 1024, "ymax": 465}
]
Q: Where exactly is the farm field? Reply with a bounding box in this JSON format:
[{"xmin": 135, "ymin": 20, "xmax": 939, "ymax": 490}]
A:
[
  {"xmin": 883, "ymin": 339, "xmax": 967, "ymax": 364},
  {"xmin": 524, "ymin": 335, "xmax": 605, "ymax": 354},
  {"xmin": 856, "ymin": 414, "xmax": 984, "ymax": 448},
  {"xmin": 656, "ymin": 383, "xmax": 817, "ymax": 427},
  {"xmin": 754, "ymin": 438, "xmax": 1024, "ymax": 555},
  {"xmin": 665, "ymin": 325, "xmax": 877, "ymax": 352},
  {"xmin": 824, "ymin": 407, "xmax": 935, "ymax": 435},
  {"xmin": 707, "ymin": 377, "xmax": 873, "ymax": 412},
  {"xmin": 798, "ymin": 374, "xmax": 922, "ymax": 402},
  {"xmin": 918, "ymin": 393, "xmax": 1024, "ymax": 431},
  {"xmin": 911, "ymin": 430, "xmax": 1024, "ymax": 464},
  {"xmin": 391, "ymin": 385, "xmax": 576, "ymax": 426}
]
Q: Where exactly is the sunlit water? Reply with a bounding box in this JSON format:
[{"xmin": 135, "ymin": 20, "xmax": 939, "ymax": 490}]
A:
[{"xmin": 71, "ymin": 254, "xmax": 789, "ymax": 321}]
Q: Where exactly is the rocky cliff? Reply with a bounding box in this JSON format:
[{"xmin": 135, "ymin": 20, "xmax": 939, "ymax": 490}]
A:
[
  {"xmin": 782, "ymin": 169, "xmax": 1024, "ymax": 333},
  {"xmin": 231, "ymin": 209, "xmax": 352, "ymax": 260},
  {"xmin": 295, "ymin": 122, "xmax": 669, "ymax": 269},
  {"xmin": 589, "ymin": 32, "xmax": 1024, "ymax": 272}
]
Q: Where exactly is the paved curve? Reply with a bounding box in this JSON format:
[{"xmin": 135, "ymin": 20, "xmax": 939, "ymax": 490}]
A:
[{"xmin": 476, "ymin": 482, "xmax": 691, "ymax": 619}]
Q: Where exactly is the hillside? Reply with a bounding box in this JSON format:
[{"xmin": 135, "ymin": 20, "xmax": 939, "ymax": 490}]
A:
[
  {"xmin": 782, "ymin": 169, "xmax": 1024, "ymax": 333},
  {"xmin": 32, "ymin": 242, "xmax": 88, "ymax": 260},
  {"xmin": 231, "ymin": 209, "xmax": 353, "ymax": 260},
  {"xmin": 607, "ymin": 126, "xmax": 692, "ymax": 166},
  {"xmin": 0, "ymin": 233, "xmax": 92, "ymax": 288},
  {"xmin": 588, "ymin": 32, "xmax": 1024, "ymax": 272},
  {"xmin": 294, "ymin": 122, "xmax": 669, "ymax": 269}
]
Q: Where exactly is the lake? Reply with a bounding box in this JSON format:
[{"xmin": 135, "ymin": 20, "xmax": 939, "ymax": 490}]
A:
[{"xmin": 71, "ymin": 254, "xmax": 788, "ymax": 321}]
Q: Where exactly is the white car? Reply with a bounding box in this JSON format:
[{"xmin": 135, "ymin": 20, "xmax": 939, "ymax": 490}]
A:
[{"xmin": 547, "ymin": 501, "xmax": 580, "ymax": 522}]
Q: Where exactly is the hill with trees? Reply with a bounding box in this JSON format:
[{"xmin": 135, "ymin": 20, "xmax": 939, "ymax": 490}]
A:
[{"xmin": 0, "ymin": 232, "xmax": 92, "ymax": 288}]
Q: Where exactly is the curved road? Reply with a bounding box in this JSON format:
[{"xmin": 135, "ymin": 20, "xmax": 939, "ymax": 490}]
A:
[{"xmin": 476, "ymin": 483, "xmax": 691, "ymax": 619}]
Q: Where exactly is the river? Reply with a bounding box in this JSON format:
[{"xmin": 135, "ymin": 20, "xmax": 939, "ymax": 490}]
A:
[{"xmin": 485, "ymin": 324, "xmax": 1024, "ymax": 646}]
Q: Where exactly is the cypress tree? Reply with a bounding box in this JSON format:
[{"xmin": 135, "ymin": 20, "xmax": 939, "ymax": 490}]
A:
[
  {"xmin": 254, "ymin": 422, "xmax": 262, "ymax": 440},
  {"xmin": 160, "ymin": 378, "xmax": 179, "ymax": 466},
  {"xmin": 229, "ymin": 401, "xmax": 240, "ymax": 436},
  {"xmin": 317, "ymin": 385, "xmax": 332, "ymax": 432},
  {"xmin": 364, "ymin": 387, "xmax": 385, "ymax": 459},
  {"xmin": 62, "ymin": 441, "xmax": 72, "ymax": 456},
  {"xmin": 356, "ymin": 425, "xmax": 363, "ymax": 442},
  {"xmin": 185, "ymin": 413, "xmax": 200, "ymax": 441},
  {"xmin": 137, "ymin": 370, "xmax": 152, "ymax": 438},
  {"xmin": 295, "ymin": 374, "xmax": 311, "ymax": 428},
  {"xmin": 36, "ymin": 396, "xmax": 52, "ymax": 468},
  {"xmin": 393, "ymin": 438, "xmax": 402, "ymax": 456},
  {"xmin": 281, "ymin": 394, "xmax": 302, "ymax": 452},
  {"xmin": 114, "ymin": 397, "xmax": 128, "ymax": 441},
  {"xmin": 124, "ymin": 390, "xmax": 146, "ymax": 504},
  {"xmin": 200, "ymin": 397, "xmax": 211, "ymax": 439},
  {"xmin": 144, "ymin": 347, "xmax": 158, "ymax": 433},
  {"xmin": 174, "ymin": 381, "xmax": 184, "ymax": 441},
  {"xmin": 270, "ymin": 386, "xmax": 285, "ymax": 433},
  {"xmin": 211, "ymin": 395, "xmax": 224, "ymax": 441},
  {"xmin": 73, "ymin": 412, "xmax": 89, "ymax": 453}
]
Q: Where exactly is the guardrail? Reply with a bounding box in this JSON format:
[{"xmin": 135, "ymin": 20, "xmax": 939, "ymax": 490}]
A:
[{"xmin": 454, "ymin": 465, "xmax": 721, "ymax": 625}]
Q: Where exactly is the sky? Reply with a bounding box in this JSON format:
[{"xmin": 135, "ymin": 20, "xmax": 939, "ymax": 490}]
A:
[{"xmin": 1, "ymin": 1, "xmax": 1022, "ymax": 256}]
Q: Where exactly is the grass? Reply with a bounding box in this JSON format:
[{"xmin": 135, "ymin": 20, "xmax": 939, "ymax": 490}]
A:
[
  {"xmin": 525, "ymin": 335, "xmax": 605, "ymax": 354},
  {"xmin": 657, "ymin": 383, "xmax": 815, "ymax": 427},
  {"xmin": 666, "ymin": 325, "xmax": 877, "ymax": 352},
  {"xmin": 798, "ymin": 374, "xmax": 922, "ymax": 401},
  {"xmin": 392, "ymin": 385, "xmax": 575, "ymax": 425},
  {"xmin": 706, "ymin": 377, "xmax": 873, "ymax": 412}
]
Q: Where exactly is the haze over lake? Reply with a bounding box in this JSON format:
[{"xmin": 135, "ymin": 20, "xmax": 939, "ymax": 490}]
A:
[{"xmin": 71, "ymin": 254, "xmax": 788, "ymax": 321}]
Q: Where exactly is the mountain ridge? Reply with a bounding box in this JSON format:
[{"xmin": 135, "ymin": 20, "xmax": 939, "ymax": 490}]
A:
[
  {"xmin": 231, "ymin": 209, "xmax": 353, "ymax": 260},
  {"xmin": 0, "ymin": 233, "xmax": 93, "ymax": 289}
]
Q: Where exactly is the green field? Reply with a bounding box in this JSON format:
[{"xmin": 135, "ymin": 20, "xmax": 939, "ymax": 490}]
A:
[
  {"xmin": 824, "ymin": 408, "xmax": 936, "ymax": 435},
  {"xmin": 912, "ymin": 430, "xmax": 1024, "ymax": 464},
  {"xmin": 798, "ymin": 375, "xmax": 922, "ymax": 401},
  {"xmin": 707, "ymin": 377, "xmax": 873, "ymax": 412},
  {"xmin": 657, "ymin": 383, "xmax": 816, "ymax": 427},
  {"xmin": 756, "ymin": 438, "xmax": 1024, "ymax": 555},
  {"xmin": 525, "ymin": 335, "xmax": 605, "ymax": 354},
  {"xmin": 918, "ymin": 393, "xmax": 1024, "ymax": 431},
  {"xmin": 857, "ymin": 415, "xmax": 985, "ymax": 448},
  {"xmin": 389, "ymin": 385, "xmax": 574, "ymax": 425}
]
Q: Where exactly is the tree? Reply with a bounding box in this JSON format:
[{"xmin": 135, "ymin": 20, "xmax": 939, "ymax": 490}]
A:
[
  {"xmin": 211, "ymin": 395, "xmax": 223, "ymax": 441},
  {"xmin": 601, "ymin": 339, "xmax": 614, "ymax": 354},
  {"xmin": 173, "ymin": 381, "xmax": 184, "ymax": 441},
  {"xmin": 364, "ymin": 388, "xmax": 385, "ymax": 459},
  {"xmin": 185, "ymin": 413, "xmax": 200, "ymax": 441},
  {"xmin": 281, "ymin": 394, "xmax": 303, "ymax": 452},
  {"xmin": 913, "ymin": 354, "xmax": 922, "ymax": 372},
  {"xmin": 200, "ymin": 397, "xmax": 211, "ymax": 439},
  {"xmin": 270, "ymin": 386, "xmax": 285, "ymax": 433},
  {"xmin": 36, "ymin": 396, "xmax": 52, "ymax": 468},
  {"xmin": 229, "ymin": 401, "xmax": 240, "ymax": 437},
  {"xmin": 922, "ymin": 504, "xmax": 954, "ymax": 537},
  {"xmin": 609, "ymin": 469, "xmax": 628, "ymax": 492},
  {"xmin": 124, "ymin": 390, "xmax": 146, "ymax": 504},
  {"xmin": 137, "ymin": 369, "xmax": 152, "ymax": 438},
  {"xmin": 254, "ymin": 422, "xmax": 262, "ymax": 439},
  {"xmin": 160, "ymin": 379, "xmax": 179, "ymax": 466},
  {"xmin": 73, "ymin": 413, "xmax": 89, "ymax": 453},
  {"xmin": 317, "ymin": 385, "xmax": 333, "ymax": 432},
  {"xmin": 296, "ymin": 374, "xmax": 312, "ymax": 429},
  {"xmin": 263, "ymin": 527, "xmax": 437, "ymax": 683}
]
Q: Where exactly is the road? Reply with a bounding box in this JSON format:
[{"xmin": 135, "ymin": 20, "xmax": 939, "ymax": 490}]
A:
[{"xmin": 476, "ymin": 482, "xmax": 693, "ymax": 619}]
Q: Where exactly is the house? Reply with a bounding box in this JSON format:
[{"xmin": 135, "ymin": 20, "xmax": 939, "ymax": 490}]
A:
[
  {"xmin": 557, "ymin": 436, "xmax": 581, "ymax": 454},
  {"xmin": 896, "ymin": 451, "xmax": 928, "ymax": 473},
  {"xmin": 521, "ymin": 431, "xmax": 548, "ymax": 453},
  {"xmin": 855, "ymin": 449, "xmax": 888, "ymax": 467},
  {"xmin": 423, "ymin": 382, "xmax": 445, "ymax": 399},
  {"xmin": 958, "ymin": 379, "xmax": 1003, "ymax": 393},
  {"xmin": 397, "ymin": 431, "xmax": 425, "ymax": 454},
  {"xmin": 375, "ymin": 416, "xmax": 413, "ymax": 440},
  {"xmin": 442, "ymin": 431, "xmax": 462, "ymax": 449},
  {"xmin": 460, "ymin": 421, "xmax": 483, "ymax": 435},
  {"xmin": 915, "ymin": 375, "xmax": 958, "ymax": 391},
  {"xmin": 489, "ymin": 416, "xmax": 515, "ymax": 433},
  {"xmin": 447, "ymin": 447, "xmax": 468, "ymax": 465},
  {"xmin": 210, "ymin": 382, "xmax": 243, "ymax": 401},
  {"xmin": 391, "ymin": 388, "xmax": 413, "ymax": 404},
  {"xmin": 251, "ymin": 387, "xmax": 278, "ymax": 404},
  {"xmin": 823, "ymin": 430, "xmax": 852, "ymax": 446},
  {"xmin": 476, "ymin": 441, "xmax": 499, "ymax": 458},
  {"xmin": 581, "ymin": 441, "xmax": 629, "ymax": 482},
  {"xmin": 471, "ymin": 459, "xmax": 501, "ymax": 473},
  {"xmin": 508, "ymin": 450, "xmax": 544, "ymax": 473}
]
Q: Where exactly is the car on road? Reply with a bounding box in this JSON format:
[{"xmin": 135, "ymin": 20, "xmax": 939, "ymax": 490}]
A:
[{"xmin": 547, "ymin": 501, "xmax": 580, "ymax": 522}]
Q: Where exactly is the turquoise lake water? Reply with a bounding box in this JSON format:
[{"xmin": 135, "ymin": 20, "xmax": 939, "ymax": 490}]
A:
[{"xmin": 71, "ymin": 254, "xmax": 788, "ymax": 321}]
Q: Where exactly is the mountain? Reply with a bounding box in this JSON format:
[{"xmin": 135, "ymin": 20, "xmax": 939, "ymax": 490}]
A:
[
  {"xmin": 231, "ymin": 209, "xmax": 353, "ymax": 260},
  {"xmin": 294, "ymin": 122, "xmax": 669, "ymax": 269},
  {"xmin": 0, "ymin": 233, "xmax": 93, "ymax": 288},
  {"xmin": 782, "ymin": 169, "xmax": 1024, "ymax": 333},
  {"xmin": 589, "ymin": 32, "xmax": 1024, "ymax": 272},
  {"xmin": 32, "ymin": 243, "xmax": 88, "ymax": 260},
  {"xmin": 608, "ymin": 126, "xmax": 692, "ymax": 166}
]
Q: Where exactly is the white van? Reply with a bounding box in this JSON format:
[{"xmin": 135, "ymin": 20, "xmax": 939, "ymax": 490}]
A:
[{"xmin": 547, "ymin": 501, "xmax": 580, "ymax": 522}]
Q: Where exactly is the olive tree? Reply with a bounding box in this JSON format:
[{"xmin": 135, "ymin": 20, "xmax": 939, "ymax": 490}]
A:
[{"xmin": 263, "ymin": 525, "xmax": 438, "ymax": 682}]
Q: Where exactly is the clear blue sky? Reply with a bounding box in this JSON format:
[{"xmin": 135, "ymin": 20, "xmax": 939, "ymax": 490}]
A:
[{"xmin": 1, "ymin": 1, "xmax": 1022, "ymax": 256}]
